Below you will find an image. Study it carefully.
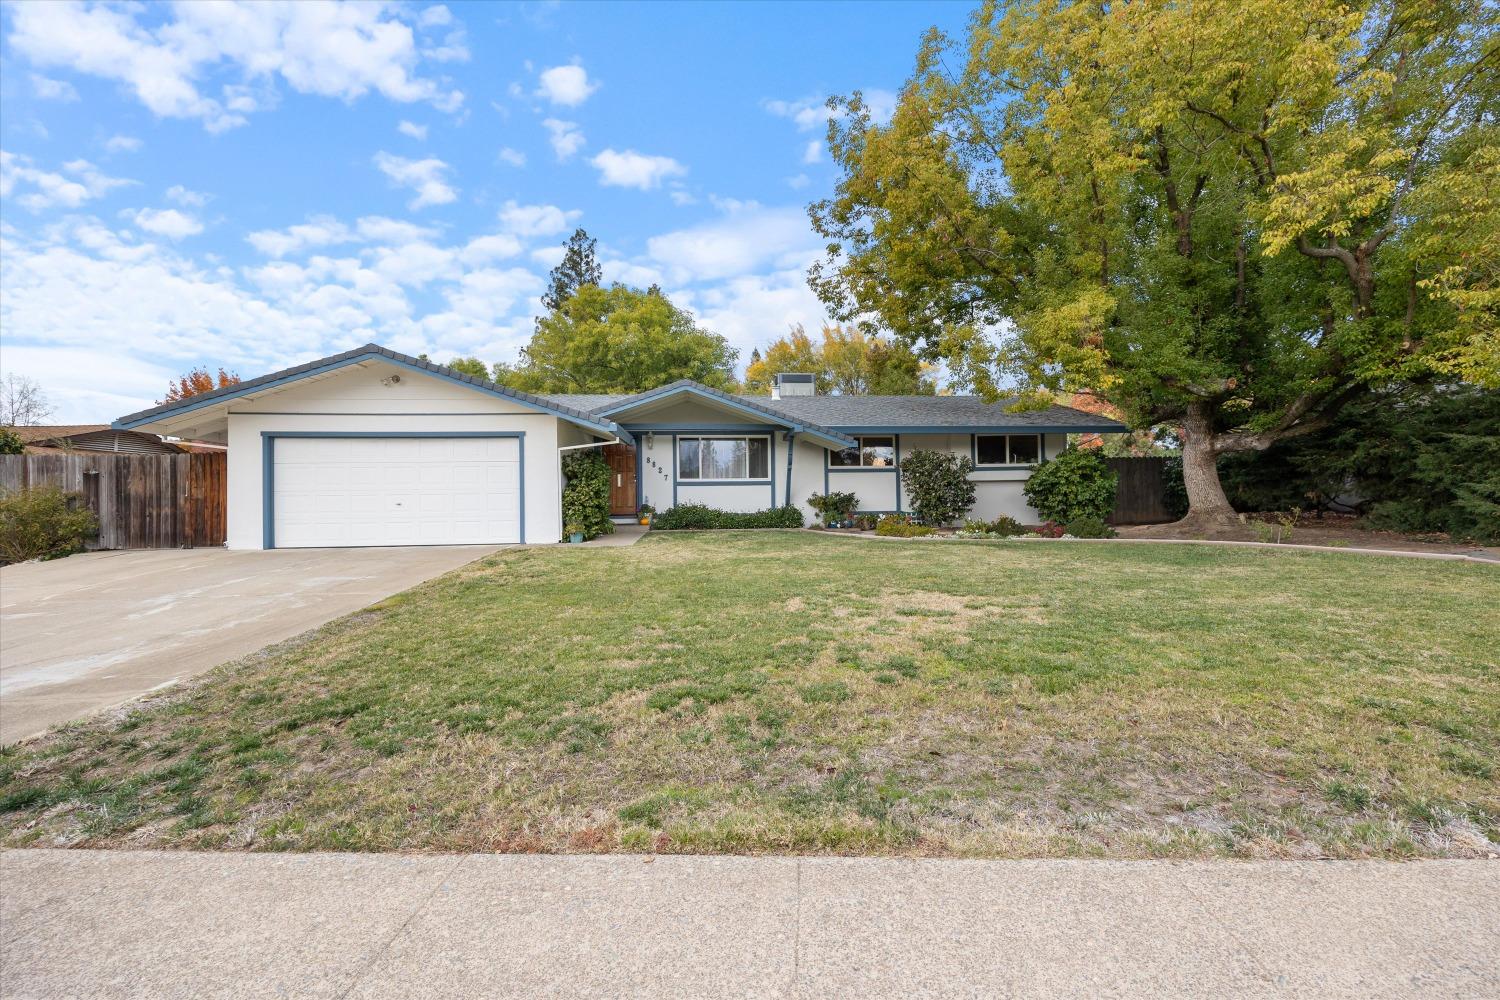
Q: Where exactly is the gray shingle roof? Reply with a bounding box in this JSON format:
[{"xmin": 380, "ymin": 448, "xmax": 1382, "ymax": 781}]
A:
[
  {"xmin": 540, "ymin": 389, "xmax": 1125, "ymax": 432},
  {"xmin": 741, "ymin": 394, "xmax": 1126, "ymax": 431}
]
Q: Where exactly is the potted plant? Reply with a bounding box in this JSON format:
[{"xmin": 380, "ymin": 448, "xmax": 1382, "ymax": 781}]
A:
[
  {"xmin": 566, "ymin": 522, "xmax": 586, "ymax": 544},
  {"xmin": 807, "ymin": 491, "xmax": 860, "ymax": 528},
  {"xmin": 638, "ymin": 503, "xmax": 655, "ymax": 526}
]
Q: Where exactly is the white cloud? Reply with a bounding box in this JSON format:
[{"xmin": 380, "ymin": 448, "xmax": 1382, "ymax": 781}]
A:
[
  {"xmin": 535, "ymin": 64, "xmax": 598, "ymax": 106},
  {"xmin": 590, "ymin": 149, "xmax": 687, "ymax": 191},
  {"xmin": 497, "ymin": 147, "xmax": 526, "ymax": 167},
  {"xmin": 530, "ymin": 245, "xmax": 566, "ymax": 268},
  {"xmin": 498, "ymin": 200, "xmax": 580, "ymax": 238},
  {"xmin": 6, "ymin": 1, "xmax": 465, "ymax": 132},
  {"xmin": 459, "ymin": 233, "xmax": 524, "ymax": 266},
  {"xmin": 669, "ymin": 189, "xmax": 697, "ymax": 206},
  {"xmin": 802, "ymin": 139, "xmax": 822, "ymax": 164},
  {"xmin": 677, "ymin": 267, "xmax": 833, "ymax": 366},
  {"xmin": 125, "ymin": 207, "xmax": 204, "ymax": 240},
  {"xmin": 786, "ymin": 173, "xmax": 810, "ymax": 190},
  {"xmin": 1, "ymin": 152, "xmax": 133, "ymax": 212},
  {"xmin": 165, "ymin": 185, "xmax": 208, "ymax": 207},
  {"xmin": 104, "ymin": 134, "xmax": 143, "ymax": 154},
  {"xmin": 373, "ymin": 152, "xmax": 457, "ymax": 209},
  {"xmin": 246, "ymin": 216, "xmax": 357, "ymax": 257},
  {"xmin": 541, "ymin": 118, "xmax": 584, "ymax": 161},
  {"xmin": 418, "ymin": 6, "xmax": 454, "ymax": 28},
  {"xmin": 646, "ymin": 201, "xmax": 818, "ymax": 282},
  {"xmin": 355, "ymin": 216, "xmax": 439, "ymax": 244},
  {"xmin": 31, "ymin": 74, "xmax": 78, "ymax": 101},
  {"xmin": 397, "ymin": 120, "xmax": 429, "ymax": 140},
  {"xmin": 764, "ymin": 90, "xmax": 897, "ymax": 132}
]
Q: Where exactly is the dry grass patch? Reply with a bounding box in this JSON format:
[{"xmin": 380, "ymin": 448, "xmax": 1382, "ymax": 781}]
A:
[{"xmin": 1, "ymin": 531, "xmax": 1496, "ymax": 859}]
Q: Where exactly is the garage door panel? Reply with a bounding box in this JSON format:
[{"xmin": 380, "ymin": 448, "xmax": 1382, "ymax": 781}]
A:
[{"xmin": 273, "ymin": 436, "xmax": 520, "ymax": 548}]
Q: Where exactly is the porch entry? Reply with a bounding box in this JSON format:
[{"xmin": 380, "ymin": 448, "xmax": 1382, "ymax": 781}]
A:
[{"xmin": 602, "ymin": 443, "xmax": 637, "ymax": 516}]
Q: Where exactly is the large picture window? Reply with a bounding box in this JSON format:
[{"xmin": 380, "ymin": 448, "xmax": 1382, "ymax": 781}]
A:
[
  {"xmin": 678, "ymin": 436, "xmax": 770, "ymax": 481},
  {"xmin": 829, "ymin": 435, "xmax": 896, "ymax": 468},
  {"xmin": 975, "ymin": 433, "xmax": 1041, "ymax": 466}
]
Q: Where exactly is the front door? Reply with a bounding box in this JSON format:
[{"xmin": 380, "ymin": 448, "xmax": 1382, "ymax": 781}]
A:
[{"xmin": 602, "ymin": 444, "xmax": 637, "ymax": 516}]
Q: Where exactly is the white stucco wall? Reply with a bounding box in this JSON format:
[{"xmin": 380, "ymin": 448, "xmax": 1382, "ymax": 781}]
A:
[
  {"xmin": 793, "ymin": 431, "xmax": 1069, "ymax": 525},
  {"xmin": 225, "ymin": 361, "xmax": 574, "ymax": 548},
  {"xmin": 630, "ymin": 423, "xmax": 1071, "ymax": 526}
]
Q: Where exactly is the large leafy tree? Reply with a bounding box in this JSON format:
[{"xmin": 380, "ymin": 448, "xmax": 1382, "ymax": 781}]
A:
[
  {"xmin": 810, "ymin": 0, "xmax": 1498, "ymax": 527},
  {"xmin": 541, "ymin": 228, "xmax": 603, "ymax": 315},
  {"xmin": 495, "ymin": 283, "xmax": 739, "ymax": 393},
  {"xmin": 745, "ymin": 324, "xmax": 938, "ymax": 395}
]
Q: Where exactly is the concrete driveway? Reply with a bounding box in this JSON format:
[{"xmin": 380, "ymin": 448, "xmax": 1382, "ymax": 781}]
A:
[{"xmin": 0, "ymin": 545, "xmax": 499, "ymax": 745}]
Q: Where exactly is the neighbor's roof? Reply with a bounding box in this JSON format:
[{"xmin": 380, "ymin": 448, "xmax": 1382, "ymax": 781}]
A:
[
  {"xmin": 6, "ymin": 424, "xmax": 114, "ymax": 443},
  {"xmin": 113, "ymin": 344, "xmax": 632, "ymax": 441},
  {"xmin": 537, "ymin": 390, "xmax": 1126, "ymax": 434}
]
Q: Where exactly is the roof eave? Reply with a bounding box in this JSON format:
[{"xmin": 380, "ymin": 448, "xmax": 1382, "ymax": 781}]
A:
[
  {"xmin": 112, "ymin": 347, "xmax": 632, "ymax": 443},
  {"xmin": 596, "ymin": 382, "xmax": 857, "ymax": 449}
]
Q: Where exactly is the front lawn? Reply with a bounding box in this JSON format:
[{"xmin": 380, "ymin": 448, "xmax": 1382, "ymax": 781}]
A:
[{"xmin": 2, "ymin": 532, "xmax": 1496, "ymax": 858}]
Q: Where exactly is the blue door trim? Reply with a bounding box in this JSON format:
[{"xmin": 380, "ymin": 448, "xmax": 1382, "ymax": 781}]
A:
[{"xmin": 261, "ymin": 430, "xmax": 526, "ymax": 549}]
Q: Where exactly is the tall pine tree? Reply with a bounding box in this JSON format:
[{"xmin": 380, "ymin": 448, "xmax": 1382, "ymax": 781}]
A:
[{"xmin": 541, "ymin": 229, "xmax": 603, "ymax": 314}]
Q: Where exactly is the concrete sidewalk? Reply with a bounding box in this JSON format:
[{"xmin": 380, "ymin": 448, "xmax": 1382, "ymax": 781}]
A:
[{"xmin": 2, "ymin": 850, "xmax": 1495, "ymax": 998}]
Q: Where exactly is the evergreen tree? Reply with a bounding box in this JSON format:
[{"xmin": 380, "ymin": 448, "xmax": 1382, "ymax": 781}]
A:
[{"xmin": 541, "ymin": 228, "xmax": 603, "ymax": 314}]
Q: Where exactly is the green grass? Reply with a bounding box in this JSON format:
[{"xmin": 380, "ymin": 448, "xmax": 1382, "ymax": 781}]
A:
[{"xmin": 1, "ymin": 532, "xmax": 1496, "ymax": 858}]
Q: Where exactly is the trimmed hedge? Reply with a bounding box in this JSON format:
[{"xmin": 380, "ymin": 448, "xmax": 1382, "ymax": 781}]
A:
[
  {"xmin": 650, "ymin": 504, "xmax": 804, "ymax": 531},
  {"xmin": 875, "ymin": 514, "xmax": 934, "ymax": 537}
]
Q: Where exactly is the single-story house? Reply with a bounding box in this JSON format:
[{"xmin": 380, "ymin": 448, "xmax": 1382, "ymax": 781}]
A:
[
  {"xmin": 7, "ymin": 424, "xmax": 183, "ymax": 455},
  {"xmin": 111, "ymin": 344, "xmax": 1125, "ymax": 549}
]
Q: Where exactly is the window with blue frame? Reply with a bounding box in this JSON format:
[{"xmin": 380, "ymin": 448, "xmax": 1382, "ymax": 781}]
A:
[
  {"xmin": 975, "ymin": 433, "xmax": 1041, "ymax": 466},
  {"xmin": 678, "ymin": 436, "xmax": 770, "ymax": 480},
  {"xmin": 828, "ymin": 435, "xmax": 896, "ymax": 468}
]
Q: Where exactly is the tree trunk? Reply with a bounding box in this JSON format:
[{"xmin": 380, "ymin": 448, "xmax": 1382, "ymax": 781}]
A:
[{"xmin": 1174, "ymin": 403, "xmax": 1238, "ymax": 530}]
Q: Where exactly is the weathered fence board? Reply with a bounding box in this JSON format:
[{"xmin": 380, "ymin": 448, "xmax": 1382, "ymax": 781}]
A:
[
  {"xmin": 1105, "ymin": 456, "xmax": 1174, "ymax": 525},
  {"xmin": 0, "ymin": 453, "xmax": 226, "ymax": 549}
]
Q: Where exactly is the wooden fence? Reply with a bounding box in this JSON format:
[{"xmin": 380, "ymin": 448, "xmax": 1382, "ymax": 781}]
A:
[
  {"xmin": 1105, "ymin": 456, "xmax": 1174, "ymax": 525},
  {"xmin": 0, "ymin": 452, "xmax": 226, "ymax": 549}
]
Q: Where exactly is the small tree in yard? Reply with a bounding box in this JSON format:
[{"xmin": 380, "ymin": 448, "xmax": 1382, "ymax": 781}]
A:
[
  {"xmin": 1024, "ymin": 450, "xmax": 1119, "ymax": 524},
  {"xmin": 560, "ymin": 450, "xmax": 614, "ymax": 541},
  {"xmin": 899, "ymin": 450, "xmax": 976, "ymax": 526}
]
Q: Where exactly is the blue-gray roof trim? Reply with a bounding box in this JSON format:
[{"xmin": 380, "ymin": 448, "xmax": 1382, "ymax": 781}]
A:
[
  {"xmin": 112, "ymin": 344, "xmax": 632, "ymax": 441},
  {"xmin": 588, "ymin": 380, "xmax": 858, "ymax": 448}
]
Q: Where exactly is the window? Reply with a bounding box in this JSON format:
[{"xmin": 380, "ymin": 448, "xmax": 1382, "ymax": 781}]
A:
[
  {"xmin": 975, "ymin": 434, "xmax": 1042, "ymax": 466},
  {"xmin": 678, "ymin": 436, "xmax": 770, "ymax": 480},
  {"xmin": 829, "ymin": 435, "xmax": 896, "ymax": 468}
]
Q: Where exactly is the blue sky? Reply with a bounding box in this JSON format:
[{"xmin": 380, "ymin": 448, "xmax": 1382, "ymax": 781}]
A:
[{"xmin": 0, "ymin": 0, "xmax": 969, "ymax": 421}]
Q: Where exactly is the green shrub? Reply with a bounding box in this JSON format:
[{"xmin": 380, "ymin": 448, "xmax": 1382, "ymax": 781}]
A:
[
  {"xmin": 1063, "ymin": 515, "xmax": 1116, "ymax": 538},
  {"xmin": 0, "ymin": 428, "xmax": 23, "ymax": 455},
  {"xmin": 0, "ymin": 486, "xmax": 98, "ymax": 563},
  {"xmin": 806, "ymin": 490, "xmax": 860, "ymax": 526},
  {"xmin": 651, "ymin": 504, "xmax": 804, "ymax": 530},
  {"xmin": 875, "ymin": 514, "xmax": 934, "ymax": 537},
  {"xmin": 1023, "ymin": 449, "xmax": 1118, "ymax": 523},
  {"xmin": 899, "ymin": 449, "xmax": 976, "ymax": 526},
  {"xmin": 561, "ymin": 450, "xmax": 614, "ymax": 540},
  {"xmin": 988, "ymin": 514, "xmax": 1027, "ymax": 536}
]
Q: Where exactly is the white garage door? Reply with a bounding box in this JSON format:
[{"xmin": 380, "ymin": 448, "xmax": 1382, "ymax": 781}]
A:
[{"xmin": 272, "ymin": 436, "xmax": 521, "ymax": 548}]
